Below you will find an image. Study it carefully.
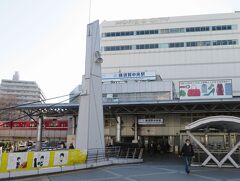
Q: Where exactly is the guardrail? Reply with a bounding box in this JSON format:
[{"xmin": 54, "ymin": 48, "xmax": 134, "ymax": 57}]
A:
[{"xmin": 86, "ymin": 147, "xmax": 144, "ymax": 163}]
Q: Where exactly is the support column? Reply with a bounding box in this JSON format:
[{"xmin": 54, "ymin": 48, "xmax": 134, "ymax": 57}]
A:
[
  {"xmin": 132, "ymin": 119, "xmax": 138, "ymax": 143},
  {"xmin": 116, "ymin": 116, "xmax": 121, "ymax": 142},
  {"xmin": 75, "ymin": 20, "xmax": 105, "ymax": 151},
  {"xmin": 36, "ymin": 115, "xmax": 43, "ymax": 151},
  {"xmin": 73, "ymin": 115, "xmax": 77, "ymax": 135}
]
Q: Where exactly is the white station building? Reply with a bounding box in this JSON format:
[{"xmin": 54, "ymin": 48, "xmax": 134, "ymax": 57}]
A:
[
  {"xmin": 64, "ymin": 13, "xmax": 240, "ymax": 161},
  {"xmin": 97, "ymin": 12, "xmax": 240, "ymax": 152},
  {"xmin": 100, "ymin": 12, "xmax": 240, "ymax": 96}
]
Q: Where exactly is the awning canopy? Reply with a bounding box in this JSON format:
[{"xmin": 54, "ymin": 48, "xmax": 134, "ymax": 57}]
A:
[{"xmin": 185, "ymin": 116, "xmax": 240, "ymax": 132}]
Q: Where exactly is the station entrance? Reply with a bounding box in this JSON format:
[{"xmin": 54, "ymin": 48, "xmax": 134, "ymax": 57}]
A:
[
  {"xmin": 183, "ymin": 116, "xmax": 240, "ymax": 168},
  {"xmin": 139, "ymin": 136, "xmax": 179, "ymax": 155}
]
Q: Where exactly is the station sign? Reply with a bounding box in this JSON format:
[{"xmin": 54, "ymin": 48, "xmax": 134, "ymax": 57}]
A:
[
  {"xmin": 179, "ymin": 79, "xmax": 232, "ymax": 100},
  {"xmin": 138, "ymin": 118, "xmax": 164, "ymax": 125},
  {"xmin": 102, "ymin": 71, "xmax": 156, "ymax": 82}
]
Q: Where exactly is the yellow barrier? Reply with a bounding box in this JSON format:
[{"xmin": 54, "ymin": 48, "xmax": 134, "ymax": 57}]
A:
[{"xmin": 0, "ymin": 149, "xmax": 86, "ymax": 173}]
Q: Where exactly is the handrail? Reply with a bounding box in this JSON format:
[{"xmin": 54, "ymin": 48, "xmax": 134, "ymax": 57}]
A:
[{"xmin": 86, "ymin": 147, "xmax": 144, "ymax": 163}]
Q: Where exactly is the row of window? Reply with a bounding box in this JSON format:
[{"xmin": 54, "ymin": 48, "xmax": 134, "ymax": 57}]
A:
[
  {"xmin": 103, "ymin": 39, "xmax": 238, "ymax": 51},
  {"xmin": 102, "ymin": 24, "xmax": 236, "ymax": 37}
]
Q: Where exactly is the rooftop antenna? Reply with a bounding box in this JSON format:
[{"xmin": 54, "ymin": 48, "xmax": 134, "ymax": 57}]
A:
[
  {"xmin": 89, "ymin": 0, "xmax": 92, "ymax": 23},
  {"xmin": 87, "ymin": 0, "xmax": 92, "ymax": 36}
]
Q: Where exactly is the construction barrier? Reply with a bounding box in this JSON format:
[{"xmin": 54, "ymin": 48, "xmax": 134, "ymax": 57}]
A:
[{"xmin": 0, "ymin": 149, "xmax": 86, "ymax": 173}]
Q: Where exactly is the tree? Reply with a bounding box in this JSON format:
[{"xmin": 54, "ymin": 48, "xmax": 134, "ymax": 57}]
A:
[{"xmin": 0, "ymin": 95, "xmax": 21, "ymax": 122}]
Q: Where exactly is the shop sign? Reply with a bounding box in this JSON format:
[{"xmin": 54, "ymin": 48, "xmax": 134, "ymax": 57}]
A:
[
  {"xmin": 179, "ymin": 79, "xmax": 232, "ymax": 100},
  {"xmin": 102, "ymin": 71, "xmax": 156, "ymax": 82},
  {"xmin": 138, "ymin": 118, "xmax": 164, "ymax": 125}
]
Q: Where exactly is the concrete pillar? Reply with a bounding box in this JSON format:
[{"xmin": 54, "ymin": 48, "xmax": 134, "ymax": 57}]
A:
[
  {"xmin": 72, "ymin": 115, "xmax": 77, "ymax": 135},
  {"xmin": 132, "ymin": 119, "xmax": 138, "ymax": 143},
  {"xmin": 116, "ymin": 116, "xmax": 121, "ymax": 142},
  {"xmin": 75, "ymin": 20, "xmax": 105, "ymax": 151},
  {"xmin": 36, "ymin": 115, "xmax": 43, "ymax": 151}
]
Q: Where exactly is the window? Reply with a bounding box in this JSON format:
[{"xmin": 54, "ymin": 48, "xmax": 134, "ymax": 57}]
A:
[
  {"xmin": 103, "ymin": 31, "xmax": 134, "ymax": 37},
  {"xmin": 136, "ymin": 44, "xmax": 158, "ymax": 49},
  {"xmin": 103, "ymin": 39, "xmax": 237, "ymax": 52},
  {"xmin": 212, "ymin": 39, "xmax": 238, "ymax": 46},
  {"xmin": 212, "ymin": 25, "xmax": 232, "ymax": 31},
  {"xmin": 136, "ymin": 29, "xmax": 158, "ymax": 35},
  {"xmin": 104, "ymin": 45, "xmax": 132, "ymax": 51},
  {"xmin": 169, "ymin": 42, "xmax": 184, "ymax": 48}
]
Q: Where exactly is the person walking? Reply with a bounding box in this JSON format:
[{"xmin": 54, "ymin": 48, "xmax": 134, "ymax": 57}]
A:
[
  {"xmin": 181, "ymin": 139, "xmax": 194, "ymax": 174},
  {"xmin": 69, "ymin": 143, "xmax": 75, "ymax": 149}
]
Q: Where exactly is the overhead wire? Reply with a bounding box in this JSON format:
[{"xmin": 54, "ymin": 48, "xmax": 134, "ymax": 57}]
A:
[
  {"xmin": 1, "ymin": 93, "xmax": 80, "ymax": 124},
  {"xmin": 0, "ymin": 93, "xmax": 76, "ymax": 112}
]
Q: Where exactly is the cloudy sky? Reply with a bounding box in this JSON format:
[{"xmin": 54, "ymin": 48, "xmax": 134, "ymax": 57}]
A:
[{"xmin": 0, "ymin": 0, "xmax": 239, "ymax": 102}]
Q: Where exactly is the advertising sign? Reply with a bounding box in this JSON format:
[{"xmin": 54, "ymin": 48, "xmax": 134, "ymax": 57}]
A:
[
  {"xmin": 102, "ymin": 71, "xmax": 156, "ymax": 82},
  {"xmin": 179, "ymin": 80, "xmax": 232, "ymax": 100},
  {"xmin": 54, "ymin": 151, "xmax": 68, "ymax": 166},
  {"xmin": 138, "ymin": 118, "xmax": 164, "ymax": 125},
  {"xmin": 32, "ymin": 152, "xmax": 50, "ymax": 168},
  {"xmin": 7, "ymin": 152, "xmax": 28, "ymax": 170}
]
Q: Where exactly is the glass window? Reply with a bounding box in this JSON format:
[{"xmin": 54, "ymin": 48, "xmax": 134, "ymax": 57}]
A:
[
  {"xmin": 120, "ymin": 32, "xmax": 125, "ymax": 36},
  {"xmin": 106, "ymin": 33, "xmax": 111, "ymax": 37},
  {"xmin": 195, "ymin": 27, "xmax": 200, "ymax": 31},
  {"xmin": 227, "ymin": 25, "xmax": 232, "ymax": 30},
  {"xmin": 222, "ymin": 40, "xmax": 227, "ymax": 45},
  {"xmin": 222, "ymin": 26, "xmax": 227, "ymax": 30}
]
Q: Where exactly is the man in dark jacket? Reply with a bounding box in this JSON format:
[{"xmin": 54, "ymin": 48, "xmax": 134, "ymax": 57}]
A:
[{"xmin": 181, "ymin": 139, "xmax": 194, "ymax": 174}]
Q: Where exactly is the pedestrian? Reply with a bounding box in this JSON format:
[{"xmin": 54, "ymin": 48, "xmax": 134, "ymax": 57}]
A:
[
  {"xmin": 69, "ymin": 143, "xmax": 74, "ymax": 149},
  {"xmin": 60, "ymin": 142, "xmax": 66, "ymax": 149},
  {"xmin": 149, "ymin": 141, "xmax": 154, "ymax": 156},
  {"xmin": 181, "ymin": 139, "xmax": 194, "ymax": 174}
]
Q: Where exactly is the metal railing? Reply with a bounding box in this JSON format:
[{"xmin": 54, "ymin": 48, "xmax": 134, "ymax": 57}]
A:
[{"xmin": 86, "ymin": 147, "xmax": 144, "ymax": 163}]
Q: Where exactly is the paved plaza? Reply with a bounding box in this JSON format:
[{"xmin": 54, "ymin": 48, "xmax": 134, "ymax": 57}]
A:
[{"xmin": 10, "ymin": 156, "xmax": 240, "ymax": 181}]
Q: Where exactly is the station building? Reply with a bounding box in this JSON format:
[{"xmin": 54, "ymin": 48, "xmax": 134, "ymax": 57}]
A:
[
  {"xmin": 6, "ymin": 13, "xmax": 240, "ymax": 156},
  {"xmin": 96, "ymin": 12, "xmax": 240, "ymax": 153}
]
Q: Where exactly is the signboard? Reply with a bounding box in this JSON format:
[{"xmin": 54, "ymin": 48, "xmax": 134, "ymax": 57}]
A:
[
  {"xmin": 179, "ymin": 80, "xmax": 232, "ymax": 100},
  {"xmin": 102, "ymin": 71, "xmax": 156, "ymax": 82},
  {"xmin": 138, "ymin": 118, "xmax": 164, "ymax": 125},
  {"xmin": 7, "ymin": 152, "xmax": 28, "ymax": 170},
  {"xmin": 53, "ymin": 151, "xmax": 68, "ymax": 166},
  {"xmin": 0, "ymin": 150, "xmax": 86, "ymax": 173},
  {"xmin": 32, "ymin": 152, "xmax": 50, "ymax": 168}
]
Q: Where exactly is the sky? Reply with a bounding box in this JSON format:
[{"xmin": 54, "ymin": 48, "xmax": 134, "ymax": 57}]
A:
[{"xmin": 0, "ymin": 0, "xmax": 240, "ymax": 103}]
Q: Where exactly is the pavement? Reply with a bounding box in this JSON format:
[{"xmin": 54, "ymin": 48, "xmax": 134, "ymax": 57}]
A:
[{"xmin": 9, "ymin": 154, "xmax": 240, "ymax": 181}]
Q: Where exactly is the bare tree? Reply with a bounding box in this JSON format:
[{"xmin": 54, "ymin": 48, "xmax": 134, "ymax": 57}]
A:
[{"xmin": 0, "ymin": 95, "xmax": 21, "ymax": 122}]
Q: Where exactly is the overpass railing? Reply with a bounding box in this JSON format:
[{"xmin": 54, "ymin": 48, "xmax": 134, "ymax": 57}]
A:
[{"xmin": 86, "ymin": 147, "xmax": 144, "ymax": 163}]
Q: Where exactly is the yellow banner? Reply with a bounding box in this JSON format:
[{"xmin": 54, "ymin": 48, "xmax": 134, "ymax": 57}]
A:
[{"xmin": 0, "ymin": 149, "xmax": 86, "ymax": 173}]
